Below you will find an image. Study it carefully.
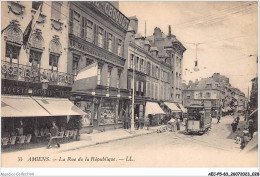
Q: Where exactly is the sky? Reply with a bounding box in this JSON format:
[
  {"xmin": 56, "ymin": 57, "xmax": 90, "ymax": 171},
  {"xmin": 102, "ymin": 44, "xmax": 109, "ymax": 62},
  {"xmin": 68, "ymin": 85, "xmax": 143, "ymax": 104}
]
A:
[{"xmin": 119, "ymin": 1, "xmax": 258, "ymax": 97}]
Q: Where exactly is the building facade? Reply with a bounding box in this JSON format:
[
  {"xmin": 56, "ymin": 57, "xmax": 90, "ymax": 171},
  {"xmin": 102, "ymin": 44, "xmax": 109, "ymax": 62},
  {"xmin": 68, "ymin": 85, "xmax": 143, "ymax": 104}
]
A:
[
  {"xmin": 126, "ymin": 17, "xmax": 184, "ymax": 125},
  {"xmin": 1, "ymin": 2, "xmax": 86, "ymax": 136},
  {"xmin": 182, "ymin": 73, "xmax": 246, "ymax": 117},
  {"xmin": 67, "ymin": 1, "xmax": 130, "ymax": 133}
]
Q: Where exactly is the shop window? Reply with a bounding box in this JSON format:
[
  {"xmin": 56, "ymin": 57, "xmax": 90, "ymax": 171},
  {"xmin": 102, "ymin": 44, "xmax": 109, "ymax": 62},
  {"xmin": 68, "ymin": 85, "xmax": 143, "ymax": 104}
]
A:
[
  {"xmin": 29, "ymin": 49, "xmax": 42, "ymax": 68},
  {"xmin": 72, "ymin": 11, "xmax": 81, "ymax": 37},
  {"xmin": 100, "ymin": 98, "xmax": 116, "ymax": 125},
  {"xmin": 72, "ymin": 55, "xmax": 80, "ymax": 76},
  {"xmin": 130, "ymin": 54, "xmax": 134, "ymax": 69},
  {"xmin": 98, "ymin": 27, "xmax": 104, "ymax": 48},
  {"xmin": 117, "ymin": 39, "xmax": 122, "ymax": 57},
  {"xmin": 49, "ymin": 53, "xmax": 59, "ymax": 71},
  {"xmin": 51, "ymin": 2, "xmax": 62, "ymax": 20},
  {"xmin": 5, "ymin": 43, "xmax": 20, "ymax": 63},
  {"xmin": 32, "ymin": 1, "xmax": 42, "ymax": 10},
  {"xmin": 86, "ymin": 20, "xmax": 94, "ymax": 43},
  {"xmin": 108, "ymin": 33, "xmax": 113, "ymax": 52},
  {"xmin": 97, "ymin": 66, "xmax": 102, "ymax": 85}
]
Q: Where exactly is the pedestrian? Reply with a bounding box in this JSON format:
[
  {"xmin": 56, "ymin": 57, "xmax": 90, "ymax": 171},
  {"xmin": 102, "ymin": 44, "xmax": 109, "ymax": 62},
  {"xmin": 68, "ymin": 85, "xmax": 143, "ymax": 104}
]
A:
[
  {"xmin": 231, "ymin": 120, "xmax": 238, "ymax": 133},
  {"xmin": 135, "ymin": 115, "xmax": 139, "ymax": 130},
  {"xmin": 176, "ymin": 118, "xmax": 180, "ymax": 131},
  {"xmin": 217, "ymin": 115, "xmax": 221, "ymax": 124},
  {"xmin": 248, "ymin": 119, "xmax": 254, "ymax": 139},
  {"xmin": 47, "ymin": 121, "xmax": 60, "ymax": 149}
]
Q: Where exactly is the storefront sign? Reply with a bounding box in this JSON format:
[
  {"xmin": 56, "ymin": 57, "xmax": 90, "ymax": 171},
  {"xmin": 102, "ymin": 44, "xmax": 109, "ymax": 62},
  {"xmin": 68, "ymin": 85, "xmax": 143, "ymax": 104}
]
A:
[
  {"xmin": 2, "ymin": 86, "xmax": 69, "ymax": 97},
  {"xmin": 1, "ymin": 61, "xmax": 75, "ymax": 87},
  {"xmin": 89, "ymin": 2, "xmax": 129, "ymax": 31},
  {"xmin": 69, "ymin": 39, "xmax": 125, "ymax": 66}
]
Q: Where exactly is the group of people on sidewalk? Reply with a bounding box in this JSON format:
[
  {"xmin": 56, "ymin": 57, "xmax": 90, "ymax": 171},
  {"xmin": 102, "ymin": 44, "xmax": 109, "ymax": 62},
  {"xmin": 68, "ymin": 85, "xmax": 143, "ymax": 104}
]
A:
[{"xmin": 231, "ymin": 115, "xmax": 255, "ymax": 149}]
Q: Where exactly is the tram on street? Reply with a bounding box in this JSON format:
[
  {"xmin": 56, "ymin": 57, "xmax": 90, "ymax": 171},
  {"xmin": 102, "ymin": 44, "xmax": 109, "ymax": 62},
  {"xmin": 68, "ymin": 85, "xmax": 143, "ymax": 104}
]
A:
[{"xmin": 186, "ymin": 105, "xmax": 212, "ymax": 134}]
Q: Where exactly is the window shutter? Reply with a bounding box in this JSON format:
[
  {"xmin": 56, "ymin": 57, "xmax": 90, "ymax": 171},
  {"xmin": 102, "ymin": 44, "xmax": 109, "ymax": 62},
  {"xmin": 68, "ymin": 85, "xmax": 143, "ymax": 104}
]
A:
[{"xmin": 81, "ymin": 16, "xmax": 85, "ymax": 38}]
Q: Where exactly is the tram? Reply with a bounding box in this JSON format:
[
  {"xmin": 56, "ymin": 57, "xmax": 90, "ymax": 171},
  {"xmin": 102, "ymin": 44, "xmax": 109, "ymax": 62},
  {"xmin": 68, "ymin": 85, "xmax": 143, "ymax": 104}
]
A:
[{"xmin": 186, "ymin": 105, "xmax": 212, "ymax": 134}]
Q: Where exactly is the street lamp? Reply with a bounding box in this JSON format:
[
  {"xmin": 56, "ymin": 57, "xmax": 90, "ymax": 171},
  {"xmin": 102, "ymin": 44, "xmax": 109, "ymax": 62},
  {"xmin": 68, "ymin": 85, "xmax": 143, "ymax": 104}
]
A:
[{"xmin": 130, "ymin": 50, "xmax": 137, "ymax": 134}]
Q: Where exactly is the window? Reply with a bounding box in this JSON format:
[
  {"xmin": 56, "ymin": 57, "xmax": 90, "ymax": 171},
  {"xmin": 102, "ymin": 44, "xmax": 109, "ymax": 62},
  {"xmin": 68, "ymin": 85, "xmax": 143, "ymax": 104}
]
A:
[
  {"xmin": 140, "ymin": 59, "xmax": 143, "ymax": 72},
  {"xmin": 29, "ymin": 49, "xmax": 42, "ymax": 67},
  {"xmin": 73, "ymin": 11, "xmax": 81, "ymax": 37},
  {"xmin": 135, "ymin": 57, "xmax": 139, "ymax": 71},
  {"xmin": 108, "ymin": 33, "xmax": 113, "ymax": 52},
  {"xmin": 97, "ymin": 66, "xmax": 102, "ymax": 85},
  {"xmin": 117, "ymin": 70, "xmax": 121, "ymax": 89},
  {"xmin": 206, "ymin": 83, "xmax": 212, "ymax": 88},
  {"xmin": 49, "ymin": 53, "xmax": 59, "ymax": 71},
  {"xmin": 147, "ymin": 62, "xmax": 150, "ymax": 75},
  {"xmin": 117, "ymin": 39, "xmax": 122, "ymax": 56},
  {"xmin": 98, "ymin": 27, "xmax": 104, "ymax": 48},
  {"xmin": 146, "ymin": 81, "xmax": 150, "ymax": 97},
  {"xmin": 5, "ymin": 43, "xmax": 20, "ymax": 63},
  {"xmin": 141, "ymin": 81, "xmax": 144, "ymax": 96},
  {"xmin": 51, "ymin": 2, "xmax": 62, "ymax": 20},
  {"xmin": 107, "ymin": 67, "xmax": 112, "ymax": 87},
  {"xmin": 129, "ymin": 54, "xmax": 134, "ymax": 69},
  {"xmin": 136, "ymin": 81, "xmax": 139, "ymax": 91},
  {"xmin": 156, "ymin": 66, "xmax": 159, "ymax": 78},
  {"xmin": 32, "ymin": 1, "xmax": 42, "ymax": 10},
  {"xmin": 72, "ymin": 55, "xmax": 80, "ymax": 76},
  {"xmin": 206, "ymin": 92, "xmax": 211, "ymax": 98},
  {"xmin": 86, "ymin": 20, "xmax": 94, "ymax": 43},
  {"xmin": 187, "ymin": 95, "xmax": 191, "ymax": 99}
]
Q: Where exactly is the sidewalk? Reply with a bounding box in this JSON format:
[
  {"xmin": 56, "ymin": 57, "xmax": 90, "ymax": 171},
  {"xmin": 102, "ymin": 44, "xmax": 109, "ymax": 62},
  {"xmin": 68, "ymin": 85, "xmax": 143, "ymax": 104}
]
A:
[{"xmin": 2, "ymin": 125, "xmax": 163, "ymax": 154}]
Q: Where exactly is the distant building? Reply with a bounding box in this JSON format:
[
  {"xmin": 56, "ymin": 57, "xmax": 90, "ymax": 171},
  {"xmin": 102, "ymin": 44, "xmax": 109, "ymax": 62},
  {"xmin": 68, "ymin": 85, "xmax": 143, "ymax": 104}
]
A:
[{"xmin": 182, "ymin": 73, "xmax": 246, "ymax": 117}]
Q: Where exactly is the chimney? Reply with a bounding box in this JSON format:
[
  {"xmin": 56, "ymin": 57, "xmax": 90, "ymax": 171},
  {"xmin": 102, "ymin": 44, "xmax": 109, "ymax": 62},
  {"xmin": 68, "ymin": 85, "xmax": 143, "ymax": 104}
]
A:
[{"xmin": 168, "ymin": 25, "xmax": 172, "ymax": 39}]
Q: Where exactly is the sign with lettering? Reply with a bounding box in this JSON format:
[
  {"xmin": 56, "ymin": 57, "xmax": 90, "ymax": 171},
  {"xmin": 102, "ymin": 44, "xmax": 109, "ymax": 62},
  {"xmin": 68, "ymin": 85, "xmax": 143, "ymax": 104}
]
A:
[
  {"xmin": 1, "ymin": 61, "xmax": 75, "ymax": 87},
  {"xmin": 89, "ymin": 1, "xmax": 130, "ymax": 31},
  {"xmin": 1, "ymin": 86, "xmax": 69, "ymax": 98},
  {"xmin": 69, "ymin": 39, "xmax": 125, "ymax": 66}
]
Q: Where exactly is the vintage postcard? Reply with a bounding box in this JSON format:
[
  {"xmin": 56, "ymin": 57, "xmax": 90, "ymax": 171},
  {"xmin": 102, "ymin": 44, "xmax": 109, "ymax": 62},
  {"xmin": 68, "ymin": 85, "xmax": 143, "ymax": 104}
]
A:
[{"xmin": 1, "ymin": 0, "xmax": 258, "ymax": 174}]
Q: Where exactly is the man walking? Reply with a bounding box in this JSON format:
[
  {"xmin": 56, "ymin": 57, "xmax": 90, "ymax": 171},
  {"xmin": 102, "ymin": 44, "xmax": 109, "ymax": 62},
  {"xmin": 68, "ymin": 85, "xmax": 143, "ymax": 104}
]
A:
[
  {"xmin": 217, "ymin": 115, "xmax": 221, "ymax": 124},
  {"xmin": 47, "ymin": 121, "xmax": 60, "ymax": 149}
]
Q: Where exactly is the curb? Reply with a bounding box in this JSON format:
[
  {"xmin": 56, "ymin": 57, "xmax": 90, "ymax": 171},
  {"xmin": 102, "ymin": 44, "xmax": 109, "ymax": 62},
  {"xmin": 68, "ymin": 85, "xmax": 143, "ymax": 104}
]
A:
[{"xmin": 59, "ymin": 130, "xmax": 157, "ymax": 153}]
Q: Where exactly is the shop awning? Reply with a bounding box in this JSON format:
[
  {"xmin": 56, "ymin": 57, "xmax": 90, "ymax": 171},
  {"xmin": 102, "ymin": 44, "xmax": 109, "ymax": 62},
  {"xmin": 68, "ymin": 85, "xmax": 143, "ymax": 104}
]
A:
[
  {"xmin": 1, "ymin": 95, "xmax": 51, "ymax": 117},
  {"xmin": 145, "ymin": 102, "xmax": 165, "ymax": 117},
  {"xmin": 178, "ymin": 104, "xmax": 187, "ymax": 113},
  {"xmin": 164, "ymin": 102, "xmax": 181, "ymax": 112},
  {"xmin": 33, "ymin": 97, "xmax": 86, "ymax": 116}
]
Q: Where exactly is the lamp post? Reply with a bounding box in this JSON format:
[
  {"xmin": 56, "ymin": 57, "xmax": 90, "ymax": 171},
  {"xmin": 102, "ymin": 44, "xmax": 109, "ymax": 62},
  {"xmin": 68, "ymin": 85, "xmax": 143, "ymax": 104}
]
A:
[{"xmin": 130, "ymin": 50, "xmax": 136, "ymax": 133}]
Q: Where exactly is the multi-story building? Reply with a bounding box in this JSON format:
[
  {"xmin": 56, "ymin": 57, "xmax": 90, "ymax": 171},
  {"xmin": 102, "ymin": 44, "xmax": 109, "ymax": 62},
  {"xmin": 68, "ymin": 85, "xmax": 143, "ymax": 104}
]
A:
[
  {"xmin": 183, "ymin": 73, "xmax": 246, "ymax": 117},
  {"xmin": 68, "ymin": 1, "xmax": 130, "ymax": 132},
  {"xmin": 126, "ymin": 17, "xmax": 185, "ymax": 125},
  {"xmin": 1, "ymin": 2, "xmax": 85, "ymax": 135},
  {"xmin": 147, "ymin": 26, "xmax": 186, "ymax": 104}
]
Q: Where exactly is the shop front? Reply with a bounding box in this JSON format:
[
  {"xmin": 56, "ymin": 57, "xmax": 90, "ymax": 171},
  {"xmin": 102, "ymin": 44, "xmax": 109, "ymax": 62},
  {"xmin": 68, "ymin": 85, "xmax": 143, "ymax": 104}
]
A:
[{"xmin": 145, "ymin": 101, "xmax": 166, "ymax": 126}]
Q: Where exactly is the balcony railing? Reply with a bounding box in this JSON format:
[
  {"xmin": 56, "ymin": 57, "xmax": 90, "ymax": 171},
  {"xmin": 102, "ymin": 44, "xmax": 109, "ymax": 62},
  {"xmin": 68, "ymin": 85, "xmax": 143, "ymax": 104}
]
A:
[{"xmin": 1, "ymin": 60, "xmax": 75, "ymax": 87}]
